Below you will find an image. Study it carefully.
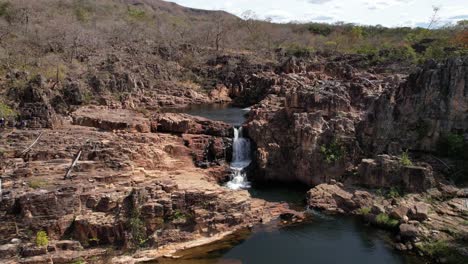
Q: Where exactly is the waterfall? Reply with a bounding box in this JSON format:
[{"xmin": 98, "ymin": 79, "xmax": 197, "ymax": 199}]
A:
[{"xmin": 226, "ymin": 127, "xmax": 251, "ymax": 190}]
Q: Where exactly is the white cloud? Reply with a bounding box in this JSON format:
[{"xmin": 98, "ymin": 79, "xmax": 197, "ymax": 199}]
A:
[{"xmin": 165, "ymin": 0, "xmax": 468, "ymax": 27}]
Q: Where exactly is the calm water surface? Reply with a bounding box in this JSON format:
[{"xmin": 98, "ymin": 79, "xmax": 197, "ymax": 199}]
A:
[
  {"xmin": 165, "ymin": 104, "xmax": 249, "ymax": 127},
  {"xmin": 158, "ymin": 104, "xmax": 424, "ymax": 264}
]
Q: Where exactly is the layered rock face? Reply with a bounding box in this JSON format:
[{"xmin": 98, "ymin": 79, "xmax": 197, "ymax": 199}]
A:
[
  {"xmin": 358, "ymin": 57, "xmax": 468, "ymax": 154},
  {"xmin": 244, "ymin": 56, "xmax": 398, "ymax": 185},
  {"xmin": 244, "ymin": 56, "xmax": 466, "ymax": 189}
]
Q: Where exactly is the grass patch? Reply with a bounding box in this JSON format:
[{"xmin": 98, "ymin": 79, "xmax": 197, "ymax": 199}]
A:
[
  {"xmin": 357, "ymin": 207, "xmax": 371, "ymax": 216},
  {"xmin": 400, "ymin": 150, "xmax": 413, "ymax": 166},
  {"xmin": 376, "ymin": 213, "xmax": 399, "ymax": 228},
  {"xmin": 418, "ymin": 240, "xmax": 466, "ymax": 264},
  {"xmin": 28, "ymin": 179, "xmax": 48, "ymax": 189}
]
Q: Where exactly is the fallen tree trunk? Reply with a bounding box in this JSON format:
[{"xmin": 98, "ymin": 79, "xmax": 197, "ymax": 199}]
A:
[
  {"xmin": 64, "ymin": 149, "xmax": 82, "ymax": 180},
  {"xmin": 19, "ymin": 132, "xmax": 43, "ymax": 156}
]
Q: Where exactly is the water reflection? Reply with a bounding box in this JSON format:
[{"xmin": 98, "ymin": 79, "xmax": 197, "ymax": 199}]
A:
[{"xmin": 164, "ymin": 104, "xmax": 248, "ymax": 126}]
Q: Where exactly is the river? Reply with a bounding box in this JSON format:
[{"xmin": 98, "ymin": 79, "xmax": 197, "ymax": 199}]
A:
[{"xmin": 160, "ymin": 104, "xmax": 424, "ymax": 264}]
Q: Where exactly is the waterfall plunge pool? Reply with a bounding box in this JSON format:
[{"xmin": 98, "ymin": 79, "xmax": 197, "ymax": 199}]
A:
[{"xmin": 161, "ymin": 103, "xmax": 424, "ymax": 264}]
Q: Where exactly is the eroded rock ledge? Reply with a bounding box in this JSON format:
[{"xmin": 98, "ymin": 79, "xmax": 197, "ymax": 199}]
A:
[{"xmin": 0, "ymin": 107, "xmax": 299, "ymax": 263}]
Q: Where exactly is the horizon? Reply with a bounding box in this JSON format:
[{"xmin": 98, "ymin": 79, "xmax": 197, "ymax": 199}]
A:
[{"xmin": 165, "ymin": 0, "xmax": 468, "ymax": 28}]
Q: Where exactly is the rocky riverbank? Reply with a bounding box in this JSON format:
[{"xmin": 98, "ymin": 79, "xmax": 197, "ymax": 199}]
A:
[
  {"xmin": 0, "ymin": 107, "xmax": 301, "ymax": 264},
  {"xmin": 240, "ymin": 56, "xmax": 468, "ymax": 262}
]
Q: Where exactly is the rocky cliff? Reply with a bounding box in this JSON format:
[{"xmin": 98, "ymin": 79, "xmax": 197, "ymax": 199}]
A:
[{"xmin": 243, "ymin": 56, "xmax": 467, "ymax": 190}]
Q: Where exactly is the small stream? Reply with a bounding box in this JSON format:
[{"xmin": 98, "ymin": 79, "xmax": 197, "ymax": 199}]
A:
[{"xmin": 162, "ymin": 104, "xmax": 424, "ymax": 264}]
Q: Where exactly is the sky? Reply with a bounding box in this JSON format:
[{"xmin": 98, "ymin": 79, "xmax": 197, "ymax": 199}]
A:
[{"xmin": 164, "ymin": 0, "xmax": 468, "ymax": 27}]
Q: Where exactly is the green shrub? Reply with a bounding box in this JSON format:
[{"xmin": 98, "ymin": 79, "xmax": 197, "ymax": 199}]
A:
[
  {"xmin": 71, "ymin": 258, "xmax": 85, "ymax": 264},
  {"xmin": 0, "ymin": 1, "xmax": 9, "ymax": 16},
  {"xmin": 320, "ymin": 139, "xmax": 345, "ymax": 164},
  {"xmin": 357, "ymin": 207, "xmax": 371, "ymax": 216},
  {"xmin": 35, "ymin": 231, "xmax": 49, "ymax": 247},
  {"xmin": 400, "ymin": 151, "xmax": 413, "ymax": 166},
  {"xmin": 127, "ymin": 7, "xmax": 147, "ymax": 21},
  {"xmin": 415, "ymin": 120, "xmax": 431, "ymax": 139},
  {"xmin": 419, "ymin": 240, "xmax": 466, "ymax": 264},
  {"xmin": 128, "ymin": 208, "xmax": 147, "ymax": 247},
  {"xmin": 0, "ymin": 102, "xmax": 16, "ymax": 119},
  {"xmin": 284, "ymin": 44, "xmax": 314, "ymax": 57},
  {"xmin": 170, "ymin": 209, "xmax": 191, "ymax": 222},
  {"xmin": 437, "ymin": 133, "xmax": 466, "ymax": 158},
  {"xmin": 387, "ymin": 187, "xmax": 401, "ymax": 199},
  {"xmin": 376, "ymin": 213, "xmax": 399, "ymax": 228}
]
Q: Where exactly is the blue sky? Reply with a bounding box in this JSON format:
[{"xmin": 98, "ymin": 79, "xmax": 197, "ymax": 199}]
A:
[{"xmin": 165, "ymin": 0, "xmax": 468, "ymax": 27}]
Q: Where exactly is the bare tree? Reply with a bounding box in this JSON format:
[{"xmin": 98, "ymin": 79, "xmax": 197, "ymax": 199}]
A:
[{"xmin": 427, "ymin": 6, "xmax": 441, "ymax": 29}]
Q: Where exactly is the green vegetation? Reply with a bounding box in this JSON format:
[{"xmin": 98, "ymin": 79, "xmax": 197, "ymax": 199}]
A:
[
  {"xmin": 127, "ymin": 7, "xmax": 147, "ymax": 21},
  {"xmin": 320, "ymin": 139, "xmax": 345, "ymax": 164},
  {"xmin": 71, "ymin": 258, "xmax": 85, "ymax": 264},
  {"xmin": 357, "ymin": 207, "xmax": 371, "ymax": 216},
  {"xmin": 418, "ymin": 240, "xmax": 466, "ymax": 264},
  {"xmin": 35, "ymin": 231, "xmax": 49, "ymax": 247},
  {"xmin": 170, "ymin": 209, "xmax": 192, "ymax": 222},
  {"xmin": 437, "ymin": 133, "xmax": 467, "ymax": 159},
  {"xmin": 415, "ymin": 120, "xmax": 431, "ymax": 139},
  {"xmin": 387, "ymin": 187, "xmax": 401, "ymax": 199},
  {"xmin": 0, "ymin": 102, "xmax": 16, "ymax": 119},
  {"xmin": 375, "ymin": 213, "xmax": 399, "ymax": 228},
  {"xmin": 74, "ymin": 0, "xmax": 94, "ymax": 22},
  {"xmin": 127, "ymin": 206, "xmax": 147, "ymax": 247},
  {"xmin": 28, "ymin": 179, "xmax": 48, "ymax": 189},
  {"xmin": 284, "ymin": 44, "xmax": 315, "ymax": 57},
  {"xmin": 400, "ymin": 151, "xmax": 413, "ymax": 166},
  {"xmin": 0, "ymin": 1, "xmax": 10, "ymax": 17}
]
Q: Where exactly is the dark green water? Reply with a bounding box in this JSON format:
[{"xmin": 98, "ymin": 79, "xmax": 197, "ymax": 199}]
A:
[
  {"xmin": 157, "ymin": 105, "xmax": 425, "ymax": 264},
  {"xmin": 156, "ymin": 183, "xmax": 424, "ymax": 264}
]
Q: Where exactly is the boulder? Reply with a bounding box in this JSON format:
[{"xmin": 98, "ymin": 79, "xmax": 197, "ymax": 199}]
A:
[
  {"xmin": 307, "ymin": 184, "xmax": 354, "ymax": 213},
  {"xmin": 390, "ymin": 206, "xmax": 409, "ymax": 220},
  {"xmin": 0, "ymin": 243, "xmax": 19, "ymax": 258},
  {"xmin": 399, "ymin": 224, "xmax": 419, "ymax": 239},
  {"xmin": 20, "ymin": 245, "xmax": 47, "ymax": 257},
  {"xmin": 408, "ymin": 202, "xmax": 429, "ymax": 222}
]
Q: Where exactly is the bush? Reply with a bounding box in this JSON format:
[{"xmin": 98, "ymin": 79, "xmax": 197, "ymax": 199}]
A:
[
  {"xmin": 0, "ymin": 1, "xmax": 10, "ymax": 17},
  {"xmin": 284, "ymin": 44, "xmax": 314, "ymax": 57},
  {"xmin": 419, "ymin": 240, "xmax": 466, "ymax": 264},
  {"xmin": 376, "ymin": 213, "xmax": 399, "ymax": 228},
  {"xmin": 170, "ymin": 209, "xmax": 191, "ymax": 222},
  {"xmin": 320, "ymin": 139, "xmax": 345, "ymax": 164},
  {"xmin": 357, "ymin": 207, "xmax": 371, "ymax": 216},
  {"xmin": 126, "ymin": 204, "xmax": 147, "ymax": 247},
  {"xmin": 400, "ymin": 151, "xmax": 413, "ymax": 166},
  {"xmin": 387, "ymin": 187, "xmax": 401, "ymax": 199},
  {"xmin": 437, "ymin": 133, "xmax": 466, "ymax": 158},
  {"xmin": 35, "ymin": 231, "xmax": 49, "ymax": 247}
]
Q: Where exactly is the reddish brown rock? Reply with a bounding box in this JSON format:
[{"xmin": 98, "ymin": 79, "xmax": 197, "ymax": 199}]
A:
[
  {"xmin": 152, "ymin": 113, "xmax": 232, "ymax": 137},
  {"xmin": 72, "ymin": 106, "xmax": 151, "ymax": 133}
]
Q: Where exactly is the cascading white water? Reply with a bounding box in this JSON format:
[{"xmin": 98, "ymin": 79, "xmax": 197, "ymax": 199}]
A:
[{"xmin": 226, "ymin": 127, "xmax": 251, "ymax": 190}]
